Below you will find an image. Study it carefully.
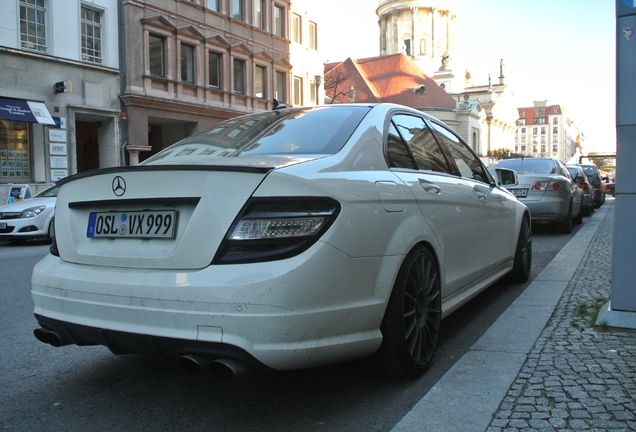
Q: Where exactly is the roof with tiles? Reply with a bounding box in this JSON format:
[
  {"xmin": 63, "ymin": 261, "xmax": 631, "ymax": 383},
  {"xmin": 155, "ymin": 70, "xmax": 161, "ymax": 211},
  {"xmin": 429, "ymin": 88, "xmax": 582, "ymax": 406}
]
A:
[{"xmin": 324, "ymin": 54, "xmax": 456, "ymax": 109}]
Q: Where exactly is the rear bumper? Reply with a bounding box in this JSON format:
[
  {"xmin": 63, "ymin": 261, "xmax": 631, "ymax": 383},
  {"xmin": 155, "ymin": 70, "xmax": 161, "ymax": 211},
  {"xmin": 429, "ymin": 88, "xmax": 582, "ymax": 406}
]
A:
[
  {"xmin": 519, "ymin": 196, "xmax": 570, "ymax": 223},
  {"xmin": 31, "ymin": 245, "xmax": 399, "ymax": 371}
]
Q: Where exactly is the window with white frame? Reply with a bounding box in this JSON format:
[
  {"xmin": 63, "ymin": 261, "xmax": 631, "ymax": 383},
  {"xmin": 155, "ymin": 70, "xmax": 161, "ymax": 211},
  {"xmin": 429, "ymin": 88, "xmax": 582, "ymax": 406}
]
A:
[
  {"xmin": 149, "ymin": 35, "xmax": 165, "ymax": 77},
  {"xmin": 310, "ymin": 81, "xmax": 316, "ymax": 104},
  {"xmin": 233, "ymin": 59, "xmax": 245, "ymax": 94},
  {"xmin": 181, "ymin": 43, "xmax": 195, "ymax": 83},
  {"xmin": 207, "ymin": 0, "xmax": 218, "ymax": 11},
  {"xmin": 292, "ymin": 14, "xmax": 301, "ymax": 44},
  {"xmin": 81, "ymin": 5, "xmax": 102, "ymax": 64},
  {"xmin": 208, "ymin": 51, "xmax": 221, "ymax": 88},
  {"xmin": 309, "ymin": 21, "xmax": 317, "ymax": 50},
  {"xmin": 20, "ymin": 0, "xmax": 47, "ymax": 52},
  {"xmin": 255, "ymin": 66, "xmax": 266, "ymax": 99},
  {"xmin": 293, "ymin": 76, "xmax": 302, "ymax": 106}
]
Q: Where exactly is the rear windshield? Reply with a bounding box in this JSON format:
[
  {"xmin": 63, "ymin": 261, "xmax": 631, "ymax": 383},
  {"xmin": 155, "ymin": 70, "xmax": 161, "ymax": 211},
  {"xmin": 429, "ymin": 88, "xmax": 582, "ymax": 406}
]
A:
[
  {"xmin": 142, "ymin": 106, "xmax": 371, "ymax": 164},
  {"xmin": 580, "ymin": 166, "xmax": 598, "ymax": 177},
  {"xmin": 495, "ymin": 159, "xmax": 556, "ymax": 175}
]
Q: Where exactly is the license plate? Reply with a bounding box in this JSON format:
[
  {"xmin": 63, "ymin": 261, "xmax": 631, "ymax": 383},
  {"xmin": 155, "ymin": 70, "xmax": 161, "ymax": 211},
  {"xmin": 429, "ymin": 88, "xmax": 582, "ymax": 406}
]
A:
[
  {"xmin": 87, "ymin": 210, "xmax": 177, "ymax": 238},
  {"xmin": 510, "ymin": 189, "xmax": 528, "ymax": 197}
]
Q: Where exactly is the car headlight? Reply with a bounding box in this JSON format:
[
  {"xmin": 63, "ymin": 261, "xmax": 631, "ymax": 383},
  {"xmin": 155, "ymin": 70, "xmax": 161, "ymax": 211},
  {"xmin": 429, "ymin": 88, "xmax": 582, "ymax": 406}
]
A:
[
  {"xmin": 20, "ymin": 206, "xmax": 46, "ymax": 218},
  {"xmin": 213, "ymin": 197, "xmax": 341, "ymax": 264}
]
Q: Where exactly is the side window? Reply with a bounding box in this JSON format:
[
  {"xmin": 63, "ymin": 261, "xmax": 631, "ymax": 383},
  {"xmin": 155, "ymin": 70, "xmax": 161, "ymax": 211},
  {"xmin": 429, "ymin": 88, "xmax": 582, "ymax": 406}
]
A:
[
  {"xmin": 391, "ymin": 115, "xmax": 450, "ymax": 174},
  {"xmin": 387, "ymin": 123, "xmax": 416, "ymax": 169},
  {"xmin": 429, "ymin": 122, "xmax": 489, "ymax": 183}
]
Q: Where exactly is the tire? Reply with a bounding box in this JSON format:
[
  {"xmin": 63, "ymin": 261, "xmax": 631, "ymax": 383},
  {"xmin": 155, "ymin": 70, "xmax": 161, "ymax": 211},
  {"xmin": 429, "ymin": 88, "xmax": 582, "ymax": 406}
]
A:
[
  {"xmin": 47, "ymin": 217, "xmax": 55, "ymax": 242},
  {"xmin": 582, "ymin": 204, "xmax": 591, "ymax": 217},
  {"xmin": 556, "ymin": 202, "xmax": 573, "ymax": 234},
  {"xmin": 366, "ymin": 245, "xmax": 442, "ymax": 378},
  {"xmin": 573, "ymin": 206, "xmax": 583, "ymax": 225},
  {"xmin": 507, "ymin": 215, "xmax": 532, "ymax": 283}
]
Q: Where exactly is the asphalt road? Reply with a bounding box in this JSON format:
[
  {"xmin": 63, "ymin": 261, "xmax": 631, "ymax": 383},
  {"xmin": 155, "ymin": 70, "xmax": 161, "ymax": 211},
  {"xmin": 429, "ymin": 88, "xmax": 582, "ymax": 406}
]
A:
[{"xmin": 0, "ymin": 218, "xmax": 586, "ymax": 432}]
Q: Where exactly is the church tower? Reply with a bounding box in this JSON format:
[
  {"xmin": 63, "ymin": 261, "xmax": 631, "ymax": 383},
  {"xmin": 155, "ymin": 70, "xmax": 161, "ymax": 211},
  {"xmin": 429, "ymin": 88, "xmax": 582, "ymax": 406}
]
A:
[{"xmin": 376, "ymin": 0, "xmax": 458, "ymax": 90}]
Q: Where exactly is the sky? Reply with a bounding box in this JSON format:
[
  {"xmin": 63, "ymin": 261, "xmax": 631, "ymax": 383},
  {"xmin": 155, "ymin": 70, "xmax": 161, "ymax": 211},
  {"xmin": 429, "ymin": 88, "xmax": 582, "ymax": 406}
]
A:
[{"xmin": 313, "ymin": 0, "xmax": 617, "ymax": 153}]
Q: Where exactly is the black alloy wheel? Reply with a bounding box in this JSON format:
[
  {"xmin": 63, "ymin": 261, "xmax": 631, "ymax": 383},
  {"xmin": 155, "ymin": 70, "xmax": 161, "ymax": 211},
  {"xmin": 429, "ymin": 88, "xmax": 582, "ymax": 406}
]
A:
[{"xmin": 369, "ymin": 245, "xmax": 442, "ymax": 378}]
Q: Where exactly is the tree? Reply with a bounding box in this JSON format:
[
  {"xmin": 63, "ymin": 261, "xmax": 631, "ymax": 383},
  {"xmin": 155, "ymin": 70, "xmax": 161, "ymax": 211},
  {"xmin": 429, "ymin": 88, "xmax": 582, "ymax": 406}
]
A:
[{"xmin": 324, "ymin": 69, "xmax": 351, "ymax": 104}]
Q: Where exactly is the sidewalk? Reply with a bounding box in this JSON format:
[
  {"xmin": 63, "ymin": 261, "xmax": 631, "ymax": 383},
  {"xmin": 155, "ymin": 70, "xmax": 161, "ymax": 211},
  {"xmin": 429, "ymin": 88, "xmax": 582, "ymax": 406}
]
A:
[{"xmin": 391, "ymin": 199, "xmax": 636, "ymax": 432}]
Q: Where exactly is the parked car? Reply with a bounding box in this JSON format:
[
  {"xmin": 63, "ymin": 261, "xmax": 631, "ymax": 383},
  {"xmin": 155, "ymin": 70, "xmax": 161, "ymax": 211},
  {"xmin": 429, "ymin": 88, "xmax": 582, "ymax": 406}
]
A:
[
  {"xmin": 490, "ymin": 157, "xmax": 583, "ymax": 233},
  {"xmin": 31, "ymin": 103, "xmax": 531, "ymax": 378},
  {"xmin": 567, "ymin": 165, "xmax": 594, "ymax": 216},
  {"xmin": 578, "ymin": 163, "xmax": 606, "ymax": 208},
  {"xmin": 0, "ymin": 185, "xmax": 57, "ymax": 243},
  {"xmin": 604, "ymin": 181, "xmax": 616, "ymax": 197}
]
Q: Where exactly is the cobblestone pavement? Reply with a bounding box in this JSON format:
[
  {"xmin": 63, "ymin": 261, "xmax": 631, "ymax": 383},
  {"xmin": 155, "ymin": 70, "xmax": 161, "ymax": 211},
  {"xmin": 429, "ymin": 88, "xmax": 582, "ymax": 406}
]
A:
[{"xmin": 487, "ymin": 199, "xmax": 636, "ymax": 432}]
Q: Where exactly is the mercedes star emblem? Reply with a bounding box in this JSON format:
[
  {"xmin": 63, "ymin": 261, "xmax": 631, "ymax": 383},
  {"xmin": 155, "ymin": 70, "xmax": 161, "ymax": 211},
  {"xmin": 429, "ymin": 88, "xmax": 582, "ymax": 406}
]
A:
[{"xmin": 112, "ymin": 176, "xmax": 126, "ymax": 196}]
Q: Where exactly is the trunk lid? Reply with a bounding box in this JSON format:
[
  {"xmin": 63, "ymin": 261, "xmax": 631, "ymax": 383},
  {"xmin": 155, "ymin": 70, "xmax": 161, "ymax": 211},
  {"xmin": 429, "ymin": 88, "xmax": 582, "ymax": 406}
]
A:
[{"xmin": 54, "ymin": 166, "xmax": 271, "ymax": 269}]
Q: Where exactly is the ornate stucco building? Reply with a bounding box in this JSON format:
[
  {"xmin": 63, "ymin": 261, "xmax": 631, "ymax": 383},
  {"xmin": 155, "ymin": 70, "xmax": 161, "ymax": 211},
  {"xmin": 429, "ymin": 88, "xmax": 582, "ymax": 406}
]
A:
[{"xmin": 376, "ymin": 0, "xmax": 459, "ymax": 91}]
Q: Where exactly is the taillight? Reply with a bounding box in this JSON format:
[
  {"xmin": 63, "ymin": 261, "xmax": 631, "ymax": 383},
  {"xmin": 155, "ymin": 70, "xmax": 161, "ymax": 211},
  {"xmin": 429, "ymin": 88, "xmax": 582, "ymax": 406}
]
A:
[
  {"xmin": 533, "ymin": 181, "xmax": 561, "ymax": 191},
  {"xmin": 49, "ymin": 218, "xmax": 59, "ymax": 257},
  {"xmin": 213, "ymin": 197, "xmax": 341, "ymax": 264}
]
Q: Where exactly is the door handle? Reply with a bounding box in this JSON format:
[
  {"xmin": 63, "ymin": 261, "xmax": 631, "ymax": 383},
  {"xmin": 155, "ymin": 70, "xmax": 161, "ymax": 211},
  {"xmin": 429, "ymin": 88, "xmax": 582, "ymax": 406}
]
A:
[
  {"xmin": 418, "ymin": 178, "xmax": 441, "ymax": 195},
  {"xmin": 474, "ymin": 186, "xmax": 488, "ymax": 201}
]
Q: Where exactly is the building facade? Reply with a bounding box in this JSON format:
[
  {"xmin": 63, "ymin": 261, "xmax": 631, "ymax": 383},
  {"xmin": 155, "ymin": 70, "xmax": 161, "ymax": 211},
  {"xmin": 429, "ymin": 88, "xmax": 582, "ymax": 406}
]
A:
[
  {"xmin": 460, "ymin": 71, "xmax": 518, "ymax": 157},
  {"xmin": 0, "ymin": 0, "xmax": 322, "ymax": 201},
  {"xmin": 515, "ymin": 101, "xmax": 583, "ymax": 162},
  {"xmin": 0, "ymin": 0, "xmax": 121, "ymax": 202},
  {"xmin": 120, "ymin": 0, "xmax": 321, "ymax": 164}
]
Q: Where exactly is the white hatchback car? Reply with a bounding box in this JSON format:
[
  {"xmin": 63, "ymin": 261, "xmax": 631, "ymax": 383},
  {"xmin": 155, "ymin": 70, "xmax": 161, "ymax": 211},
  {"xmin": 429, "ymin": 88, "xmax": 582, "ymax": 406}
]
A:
[
  {"xmin": 0, "ymin": 185, "xmax": 57, "ymax": 243},
  {"xmin": 32, "ymin": 104, "xmax": 531, "ymax": 378}
]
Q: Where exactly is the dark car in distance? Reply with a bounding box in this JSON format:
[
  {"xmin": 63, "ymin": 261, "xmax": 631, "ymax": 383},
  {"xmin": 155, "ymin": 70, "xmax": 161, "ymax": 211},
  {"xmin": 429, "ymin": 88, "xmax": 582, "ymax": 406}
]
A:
[
  {"xmin": 578, "ymin": 164, "xmax": 606, "ymax": 208},
  {"xmin": 567, "ymin": 165, "xmax": 594, "ymax": 216}
]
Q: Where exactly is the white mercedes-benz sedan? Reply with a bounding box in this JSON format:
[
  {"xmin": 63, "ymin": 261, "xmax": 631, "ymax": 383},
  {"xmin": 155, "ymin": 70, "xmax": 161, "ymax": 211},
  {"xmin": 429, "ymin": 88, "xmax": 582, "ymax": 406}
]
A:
[{"xmin": 32, "ymin": 103, "xmax": 531, "ymax": 378}]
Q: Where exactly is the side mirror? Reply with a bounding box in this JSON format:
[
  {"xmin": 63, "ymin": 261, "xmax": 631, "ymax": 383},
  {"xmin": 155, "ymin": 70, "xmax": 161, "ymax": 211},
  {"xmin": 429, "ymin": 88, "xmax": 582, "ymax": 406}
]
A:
[{"xmin": 491, "ymin": 167, "xmax": 518, "ymax": 187}]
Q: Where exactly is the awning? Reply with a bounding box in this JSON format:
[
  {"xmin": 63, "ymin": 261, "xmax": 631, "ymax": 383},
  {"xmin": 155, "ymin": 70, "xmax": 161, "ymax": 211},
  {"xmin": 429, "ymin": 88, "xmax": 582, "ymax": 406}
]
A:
[{"xmin": 0, "ymin": 97, "xmax": 55, "ymax": 125}]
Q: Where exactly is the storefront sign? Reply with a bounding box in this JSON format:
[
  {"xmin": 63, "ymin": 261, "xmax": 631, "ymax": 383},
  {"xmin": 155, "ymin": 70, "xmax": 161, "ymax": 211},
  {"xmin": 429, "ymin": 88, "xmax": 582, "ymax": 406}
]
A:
[
  {"xmin": 50, "ymin": 170, "xmax": 68, "ymax": 181},
  {"xmin": 50, "ymin": 156, "xmax": 68, "ymax": 169},
  {"xmin": 50, "ymin": 143, "xmax": 67, "ymax": 156},
  {"xmin": 0, "ymin": 98, "xmax": 55, "ymax": 124},
  {"xmin": 49, "ymin": 129, "xmax": 67, "ymax": 142},
  {"xmin": 7, "ymin": 184, "xmax": 31, "ymax": 204}
]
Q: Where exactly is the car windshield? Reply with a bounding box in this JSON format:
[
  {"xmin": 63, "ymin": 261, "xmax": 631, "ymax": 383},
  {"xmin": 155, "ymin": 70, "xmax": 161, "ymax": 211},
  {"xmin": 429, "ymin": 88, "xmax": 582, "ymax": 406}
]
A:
[
  {"xmin": 495, "ymin": 159, "xmax": 556, "ymax": 175},
  {"xmin": 34, "ymin": 185, "xmax": 58, "ymax": 198},
  {"xmin": 142, "ymin": 106, "xmax": 371, "ymax": 165}
]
